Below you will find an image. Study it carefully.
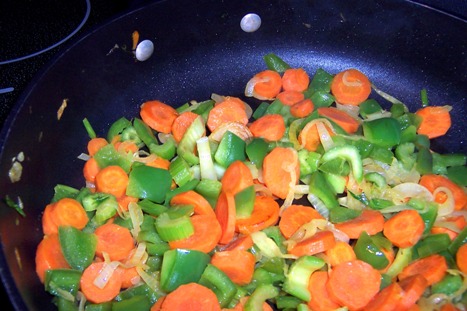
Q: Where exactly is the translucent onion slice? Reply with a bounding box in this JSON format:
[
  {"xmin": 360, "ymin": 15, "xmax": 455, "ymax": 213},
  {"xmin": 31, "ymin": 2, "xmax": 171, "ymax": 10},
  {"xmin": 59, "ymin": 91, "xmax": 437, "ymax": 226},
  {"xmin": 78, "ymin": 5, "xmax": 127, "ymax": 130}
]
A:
[
  {"xmin": 336, "ymin": 102, "xmax": 361, "ymax": 119},
  {"xmin": 342, "ymin": 70, "xmax": 363, "ymax": 87},
  {"xmin": 133, "ymin": 151, "xmax": 158, "ymax": 164},
  {"xmin": 433, "ymin": 186, "xmax": 455, "ymax": 217},
  {"xmin": 93, "ymin": 261, "xmax": 120, "ymax": 289},
  {"xmin": 77, "ymin": 291, "xmax": 86, "ymax": 311},
  {"xmin": 211, "ymin": 93, "xmax": 225, "ymax": 103},
  {"xmin": 129, "ymin": 242, "xmax": 148, "ymax": 266},
  {"xmin": 209, "ymin": 121, "xmax": 253, "ymax": 142},
  {"xmin": 371, "ymin": 84, "xmax": 406, "ymax": 106},
  {"xmin": 307, "ymin": 193, "xmax": 329, "ymax": 219},
  {"xmin": 364, "ymin": 110, "xmax": 392, "ymax": 120},
  {"xmin": 136, "ymin": 266, "xmax": 162, "ymax": 293},
  {"xmin": 251, "ymin": 231, "xmax": 296, "ymax": 259},
  {"xmin": 391, "ymin": 182, "xmax": 434, "ymax": 205},
  {"xmin": 77, "ymin": 153, "xmax": 91, "ymax": 161},
  {"xmin": 129, "ymin": 202, "xmax": 144, "ymax": 238},
  {"xmin": 253, "ymin": 183, "xmax": 273, "ymax": 197},
  {"xmin": 316, "ymin": 121, "xmax": 334, "ymax": 152},
  {"xmin": 299, "ymin": 118, "xmax": 336, "ymax": 150}
]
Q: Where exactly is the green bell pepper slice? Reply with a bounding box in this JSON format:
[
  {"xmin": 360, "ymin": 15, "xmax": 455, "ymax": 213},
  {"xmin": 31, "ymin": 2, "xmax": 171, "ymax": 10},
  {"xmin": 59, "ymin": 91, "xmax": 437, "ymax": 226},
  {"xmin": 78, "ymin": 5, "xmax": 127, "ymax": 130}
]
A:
[
  {"xmin": 246, "ymin": 138, "xmax": 269, "ymax": 169},
  {"xmin": 84, "ymin": 302, "xmax": 112, "ymax": 311},
  {"xmin": 93, "ymin": 144, "xmax": 132, "ymax": 173},
  {"xmin": 132, "ymin": 117, "xmax": 159, "ymax": 148},
  {"xmin": 359, "ymin": 99, "xmax": 383, "ymax": 118},
  {"xmin": 235, "ymin": 185, "xmax": 255, "ymax": 219},
  {"xmin": 53, "ymin": 296, "xmax": 78, "ymax": 311},
  {"xmin": 126, "ymin": 164, "xmax": 172, "ymax": 203},
  {"xmin": 214, "ymin": 131, "xmax": 246, "ymax": 168},
  {"xmin": 309, "ymin": 170, "xmax": 339, "ymax": 210},
  {"xmin": 198, "ymin": 264, "xmax": 237, "ymax": 308},
  {"xmin": 195, "ymin": 179, "xmax": 222, "ymax": 208},
  {"xmin": 263, "ymin": 53, "xmax": 291, "ymax": 73},
  {"xmin": 416, "ymin": 146, "xmax": 433, "ymax": 175},
  {"xmin": 112, "ymin": 295, "xmax": 151, "ymax": 311},
  {"xmin": 244, "ymin": 284, "xmax": 279, "ymax": 311},
  {"xmin": 362, "ymin": 117, "xmax": 401, "ymax": 148},
  {"xmin": 413, "ymin": 233, "xmax": 451, "ymax": 259},
  {"xmin": 354, "ymin": 231, "xmax": 390, "ymax": 270},
  {"xmin": 58, "ymin": 226, "xmax": 96, "ymax": 271},
  {"xmin": 283, "ymin": 255, "xmax": 325, "ymax": 301},
  {"xmin": 45, "ymin": 269, "xmax": 82, "ymax": 298},
  {"xmin": 160, "ymin": 249, "xmax": 211, "ymax": 292},
  {"xmin": 431, "ymin": 273, "xmax": 463, "ymax": 296},
  {"xmin": 448, "ymin": 227, "xmax": 467, "ymax": 256},
  {"xmin": 107, "ymin": 117, "xmax": 131, "ymax": 143},
  {"xmin": 320, "ymin": 145, "xmax": 363, "ymax": 182}
]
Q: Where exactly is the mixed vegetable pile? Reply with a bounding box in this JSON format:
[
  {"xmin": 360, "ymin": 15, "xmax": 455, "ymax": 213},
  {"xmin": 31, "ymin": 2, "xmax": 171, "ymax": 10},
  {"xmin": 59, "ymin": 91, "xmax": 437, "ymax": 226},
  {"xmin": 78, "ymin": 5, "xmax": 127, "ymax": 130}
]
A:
[{"xmin": 35, "ymin": 53, "xmax": 467, "ymax": 311}]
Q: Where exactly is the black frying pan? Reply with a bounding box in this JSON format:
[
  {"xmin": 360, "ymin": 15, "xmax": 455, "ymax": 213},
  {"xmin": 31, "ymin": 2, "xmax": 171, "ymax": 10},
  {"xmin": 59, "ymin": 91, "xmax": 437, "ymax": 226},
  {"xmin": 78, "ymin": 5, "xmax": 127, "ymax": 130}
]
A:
[{"xmin": 0, "ymin": 0, "xmax": 466, "ymax": 310}]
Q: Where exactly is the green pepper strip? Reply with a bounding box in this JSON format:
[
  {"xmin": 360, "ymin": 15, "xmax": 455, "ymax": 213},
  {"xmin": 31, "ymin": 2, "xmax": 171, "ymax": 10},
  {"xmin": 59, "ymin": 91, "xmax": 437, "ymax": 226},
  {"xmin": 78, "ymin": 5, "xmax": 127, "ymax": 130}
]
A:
[
  {"xmin": 263, "ymin": 53, "xmax": 291, "ymax": 73},
  {"xmin": 107, "ymin": 117, "xmax": 131, "ymax": 143},
  {"xmin": 214, "ymin": 131, "xmax": 246, "ymax": 168},
  {"xmin": 58, "ymin": 226, "xmax": 96, "ymax": 271},
  {"xmin": 45, "ymin": 269, "xmax": 81, "ymax": 298},
  {"xmin": 431, "ymin": 274, "xmax": 463, "ymax": 296},
  {"xmin": 94, "ymin": 144, "xmax": 132, "ymax": 173},
  {"xmin": 82, "ymin": 118, "xmax": 97, "ymax": 139},
  {"xmin": 362, "ymin": 117, "xmax": 402, "ymax": 148},
  {"xmin": 159, "ymin": 249, "xmax": 211, "ymax": 292},
  {"xmin": 448, "ymin": 227, "xmax": 467, "ymax": 255},
  {"xmin": 112, "ymin": 295, "xmax": 151, "ymax": 311},
  {"xmin": 309, "ymin": 171, "xmax": 339, "ymax": 210},
  {"xmin": 416, "ymin": 146, "xmax": 433, "ymax": 175},
  {"xmin": 320, "ymin": 145, "xmax": 363, "ymax": 183},
  {"xmin": 198, "ymin": 264, "xmax": 237, "ymax": 308},
  {"xmin": 244, "ymin": 284, "xmax": 280, "ymax": 311},
  {"xmin": 84, "ymin": 302, "xmax": 113, "ymax": 311},
  {"xmin": 354, "ymin": 231, "xmax": 390, "ymax": 270},
  {"xmin": 414, "ymin": 233, "xmax": 451, "ymax": 259},
  {"xmin": 395, "ymin": 142, "xmax": 416, "ymax": 171},
  {"xmin": 283, "ymin": 256, "xmax": 325, "ymax": 302},
  {"xmin": 246, "ymin": 138, "xmax": 269, "ymax": 169},
  {"xmin": 385, "ymin": 247, "xmax": 413, "ymax": 279},
  {"xmin": 126, "ymin": 164, "xmax": 172, "ymax": 203}
]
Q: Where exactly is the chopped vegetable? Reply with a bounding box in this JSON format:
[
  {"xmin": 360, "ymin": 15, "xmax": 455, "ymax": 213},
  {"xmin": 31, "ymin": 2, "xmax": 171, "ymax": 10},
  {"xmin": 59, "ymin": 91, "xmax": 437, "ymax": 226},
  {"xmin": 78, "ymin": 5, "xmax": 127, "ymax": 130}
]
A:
[{"xmin": 35, "ymin": 54, "xmax": 466, "ymax": 311}]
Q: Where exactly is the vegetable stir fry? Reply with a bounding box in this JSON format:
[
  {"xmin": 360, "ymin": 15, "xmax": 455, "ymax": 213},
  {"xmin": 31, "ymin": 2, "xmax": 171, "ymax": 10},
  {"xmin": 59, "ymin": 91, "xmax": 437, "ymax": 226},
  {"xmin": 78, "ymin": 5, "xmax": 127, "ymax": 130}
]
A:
[{"xmin": 36, "ymin": 54, "xmax": 467, "ymax": 311}]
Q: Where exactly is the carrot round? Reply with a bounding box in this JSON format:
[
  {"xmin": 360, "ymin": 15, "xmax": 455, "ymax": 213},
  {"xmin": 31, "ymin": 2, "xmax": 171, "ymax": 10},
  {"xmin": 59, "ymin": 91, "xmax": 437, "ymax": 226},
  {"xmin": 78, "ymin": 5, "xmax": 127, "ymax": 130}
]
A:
[
  {"xmin": 324, "ymin": 240, "xmax": 357, "ymax": 267},
  {"xmin": 117, "ymin": 195, "xmax": 138, "ymax": 213},
  {"xmin": 221, "ymin": 160, "xmax": 254, "ymax": 196},
  {"xmin": 398, "ymin": 254, "xmax": 447, "ymax": 286},
  {"xmin": 330, "ymin": 68, "xmax": 371, "ymax": 106},
  {"xmin": 281, "ymin": 68, "xmax": 310, "ymax": 92},
  {"xmin": 364, "ymin": 282, "xmax": 404, "ymax": 311},
  {"xmin": 207, "ymin": 97, "xmax": 249, "ymax": 132},
  {"xmin": 276, "ymin": 90, "xmax": 305, "ymax": 106},
  {"xmin": 262, "ymin": 147, "xmax": 300, "ymax": 199},
  {"xmin": 290, "ymin": 99, "xmax": 314, "ymax": 118},
  {"xmin": 160, "ymin": 282, "xmax": 221, "ymax": 311},
  {"xmin": 383, "ymin": 209, "xmax": 425, "ymax": 248},
  {"xmin": 151, "ymin": 297, "xmax": 166, "ymax": 311},
  {"xmin": 50, "ymin": 198, "xmax": 89, "ymax": 232},
  {"xmin": 221, "ymin": 234, "xmax": 254, "ymax": 251},
  {"xmin": 307, "ymin": 271, "xmax": 341, "ymax": 311},
  {"xmin": 288, "ymin": 230, "xmax": 336, "ymax": 257},
  {"xmin": 235, "ymin": 195, "xmax": 280, "ymax": 235},
  {"xmin": 248, "ymin": 114, "xmax": 286, "ymax": 142},
  {"xmin": 419, "ymin": 174, "xmax": 467, "ymax": 210},
  {"xmin": 94, "ymin": 222, "xmax": 135, "ymax": 261},
  {"xmin": 334, "ymin": 209, "xmax": 385, "ymax": 239},
  {"xmin": 42, "ymin": 204, "xmax": 58, "ymax": 236},
  {"xmin": 83, "ymin": 157, "xmax": 100, "ymax": 183},
  {"xmin": 431, "ymin": 215, "xmax": 466, "ymax": 240},
  {"xmin": 247, "ymin": 70, "xmax": 282, "ymax": 100},
  {"xmin": 279, "ymin": 204, "xmax": 324, "ymax": 239},
  {"xmin": 119, "ymin": 266, "xmax": 140, "ymax": 289},
  {"xmin": 87, "ymin": 137, "xmax": 108, "ymax": 156},
  {"xmin": 169, "ymin": 214, "xmax": 221, "ymax": 253},
  {"xmin": 171, "ymin": 190, "xmax": 215, "ymax": 217},
  {"xmin": 298, "ymin": 121, "xmax": 335, "ymax": 152},
  {"xmin": 230, "ymin": 296, "xmax": 273, "ymax": 311},
  {"xmin": 398, "ymin": 274, "xmax": 429, "ymax": 310},
  {"xmin": 326, "ymin": 259, "xmax": 381, "ymax": 310},
  {"xmin": 171, "ymin": 111, "xmax": 201, "ymax": 143},
  {"xmin": 456, "ymin": 243, "xmax": 467, "ymax": 274},
  {"xmin": 80, "ymin": 261, "xmax": 123, "ymax": 304},
  {"xmin": 211, "ymin": 250, "xmax": 256, "ymax": 285},
  {"xmin": 114, "ymin": 140, "xmax": 139, "ymax": 154},
  {"xmin": 317, "ymin": 107, "xmax": 360, "ymax": 134},
  {"xmin": 415, "ymin": 105, "xmax": 452, "ymax": 139},
  {"xmin": 140, "ymin": 100, "xmax": 179, "ymax": 134},
  {"xmin": 146, "ymin": 156, "xmax": 171, "ymax": 170},
  {"xmin": 215, "ymin": 191, "xmax": 237, "ymax": 245},
  {"xmin": 35, "ymin": 234, "xmax": 70, "ymax": 283},
  {"xmin": 95, "ymin": 165, "xmax": 129, "ymax": 199}
]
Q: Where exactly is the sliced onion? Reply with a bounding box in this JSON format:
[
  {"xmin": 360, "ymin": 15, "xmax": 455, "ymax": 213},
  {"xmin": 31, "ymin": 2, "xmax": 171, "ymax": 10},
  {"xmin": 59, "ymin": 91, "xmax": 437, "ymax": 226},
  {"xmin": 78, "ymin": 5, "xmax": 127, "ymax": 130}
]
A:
[
  {"xmin": 336, "ymin": 102, "xmax": 361, "ymax": 119},
  {"xmin": 129, "ymin": 242, "xmax": 148, "ymax": 266},
  {"xmin": 253, "ymin": 183, "xmax": 273, "ymax": 197},
  {"xmin": 364, "ymin": 110, "xmax": 392, "ymax": 120},
  {"xmin": 288, "ymin": 119, "xmax": 305, "ymax": 150},
  {"xmin": 93, "ymin": 261, "xmax": 120, "ymax": 289},
  {"xmin": 307, "ymin": 193, "xmax": 329, "ymax": 219},
  {"xmin": 129, "ymin": 202, "xmax": 144, "ymax": 238},
  {"xmin": 285, "ymin": 219, "xmax": 329, "ymax": 249},
  {"xmin": 391, "ymin": 182, "xmax": 434, "ymax": 205},
  {"xmin": 77, "ymin": 153, "xmax": 91, "ymax": 161},
  {"xmin": 77, "ymin": 291, "xmax": 86, "ymax": 311},
  {"xmin": 316, "ymin": 121, "xmax": 334, "ymax": 151},
  {"xmin": 299, "ymin": 118, "xmax": 336, "ymax": 150},
  {"xmin": 432, "ymin": 220, "xmax": 461, "ymax": 233},
  {"xmin": 371, "ymin": 84, "xmax": 406, "ymax": 106},
  {"xmin": 342, "ymin": 70, "xmax": 363, "ymax": 87},
  {"xmin": 157, "ymin": 132, "xmax": 172, "ymax": 144},
  {"xmin": 136, "ymin": 266, "xmax": 161, "ymax": 293},
  {"xmin": 211, "ymin": 93, "xmax": 225, "ymax": 103},
  {"xmin": 433, "ymin": 186, "xmax": 455, "ymax": 217},
  {"xmin": 209, "ymin": 121, "xmax": 253, "ymax": 142}
]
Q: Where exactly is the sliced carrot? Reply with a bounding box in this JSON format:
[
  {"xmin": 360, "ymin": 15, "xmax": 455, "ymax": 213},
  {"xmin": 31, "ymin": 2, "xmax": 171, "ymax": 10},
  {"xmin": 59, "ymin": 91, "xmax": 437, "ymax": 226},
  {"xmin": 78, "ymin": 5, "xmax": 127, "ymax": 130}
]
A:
[
  {"xmin": 151, "ymin": 297, "xmax": 166, "ymax": 311},
  {"xmin": 35, "ymin": 234, "xmax": 70, "ymax": 283},
  {"xmin": 94, "ymin": 222, "xmax": 135, "ymax": 261},
  {"xmin": 415, "ymin": 106, "xmax": 452, "ymax": 139},
  {"xmin": 281, "ymin": 68, "xmax": 310, "ymax": 92},
  {"xmin": 279, "ymin": 204, "xmax": 324, "ymax": 239},
  {"xmin": 419, "ymin": 174, "xmax": 467, "ymax": 210},
  {"xmin": 248, "ymin": 70, "xmax": 283, "ymax": 100},
  {"xmin": 117, "ymin": 195, "xmax": 139, "ymax": 212},
  {"xmin": 431, "ymin": 215, "xmax": 466, "ymax": 240},
  {"xmin": 324, "ymin": 240, "xmax": 357, "ymax": 267},
  {"xmin": 172, "ymin": 111, "xmax": 202, "ymax": 143},
  {"xmin": 50, "ymin": 198, "xmax": 89, "ymax": 232},
  {"xmin": 298, "ymin": 122, "xmax": 335, "ymax": 152},
  {"xmin": 290, "ymin": 99, "xmax": 314, "ymax": 118},
  {"xmin": 330, "ymin": 68, "xmax": 371, "ymax": 106},
  {"xmin": 288, "ymin": 230, "xmax": 336, "ymax": 257},
  {"xmin": 146, "ymin": 156, "xmax": 171, "ymax": 170},
  {"xmin": 364, "ymin": 282, "xmax": 404, "ymax": 311},
  {"xmin": 87, "ymin": 137, "xmax": 108, "ymax": 156},
  {"xmin": 80, "ymin": 261, "xmax": 123, "ymax": 304},
  {"xmin": 83, "ymin": 157, "xmax": 100, "ymax": 183},
  {"xmin": 398, "ymin": 254, "xmax": 447, "ymax": 286},
  {"xmin": 440, "ymin": 303, "xmax": 462, "ymax": 311},
  {"xmin": 114, "ymin": 140, "xmax": 139, "ymax": 154},
  {"xmin": 262, "ymin": 147, "xmax": 300, "ymax": 199},
  {"xmin": 334, "ymin": 209, "xmax": 385, "ymax": 239},
  {"xmin": 215, "ymin": 191, "xmax": 237, "ymax": 245},
  {"xmin": 221, "ymin": 160, "xmax": 254, "ymax": 196},
  {"xmin": 169, "ymin": 214, "xmax": 221, "ymax": 253},
  {"xmin": 221, "ymin": 234, "xmax": 254, "ymax": 251},
  {"xmin": 456, "ymin": 243, "xmax": 467, "ymax": 274},
  {"xmin": 326, "ymin": 259, "xmax": 381, "ymax": 311},
  {"xmin": 307, "ymin": 271, "xmax": 341, "ymax": 311},
  {"xmin": 119, "ymin": 266, "xmax": 141, "ymax": 289},
  {"xmin": 131, "ymin": 31, "xmax": 140, "ymax": 50},
  {"xmin": 276, "ymin": 90, "xmax": 305, "ymax": 106},
  {"xmin": 211, "ymin": 250, "xmax": 256, "ymax": 285},
  {"xmin": 248, "ymin": 114, "xmax": 286, "ymax": 142},
  {"xmin": 171, "ymin": 190, "xmax": 215, "ymax": 217},
  {"xmin": 235, "ymin": 195, "xmax": 280, "ymax": 235},
  {"xmin": 207, "ymin": 97, "xmax": 249, "ymax": 132},
  {"xmin": 317, "ymin": 107, "xmax": 360, "ymax": 134},
  {"xmin": 379, "ymin": 246, "xmax": 395, "ymax": 274},
  {"xmin": 398, "ymin": 274, "xmax": 428, "ymax": 310},
  {"xmin": 229, "ymin": 296, "xmax": 273, "ymax": 311},
  {"xmin": 95, "ymin": 165, "xmax": 129, "ymax": 199},
  {"xmin": 42, "ymin": 204, "xmax": 58, "ymax": 235},
  {"xmin": 383, "ymin": 209, "xmax": 425, "ymax": 248},
  {"xmin": 160, "ymin": 282, "xmax": 221, "ymax": 311},
  {"xmin": 140, "ymin": 100, "xmax": 179, "ymax": 134}
]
